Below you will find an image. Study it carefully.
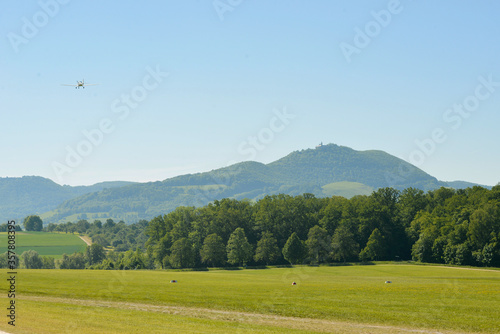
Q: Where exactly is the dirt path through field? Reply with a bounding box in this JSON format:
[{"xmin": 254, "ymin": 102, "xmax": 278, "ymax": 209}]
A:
[
  {"xmin": 431, "ymin": 265, "xmax": 500, "ymax": 272},
  {"xmin": 78, "ymin": 235, "xmax": 92, "ymax": 246},
  {"xmin": 390, "ymin": 264, "xmax": 499, "ymax": 273},
  {"xmin": 17, "ymin": 295, "xmax": 456, "ymax": 334}
]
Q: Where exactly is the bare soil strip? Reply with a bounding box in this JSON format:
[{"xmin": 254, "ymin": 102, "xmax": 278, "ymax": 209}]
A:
[
  {"xmin": 17, "ymin": 295, "xmax": 458, "ymax": 334},
  {"xmin": 78, "ymin": 235, "xmax": 92, "ymax": 246}
]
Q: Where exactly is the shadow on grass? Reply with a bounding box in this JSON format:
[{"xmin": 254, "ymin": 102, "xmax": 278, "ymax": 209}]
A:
[
  {"xmin": 326, "ymin": 262, "xmax": 354, "ymax": 267},
  {"xmin": 191, "ymin": 267, "xmax": 209, "ymax": 271},
  {"xmin": 245, "ymin": 265, "xmax": 268, "ymax": 270}
]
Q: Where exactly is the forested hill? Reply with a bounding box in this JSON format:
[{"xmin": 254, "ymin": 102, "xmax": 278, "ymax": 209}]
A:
[
  {"xmin": 162, "ymin": 144, "xmax": 444, "ymax": 190},
  {"xmin": 0, "ymin": 176, "xmax": 134, "ymax": 221},
  {"xmin": 40, "ymin": 144, "xmax": 487, "ymax": 224},
  {"xmin": 268, "ymin": 144, "xmax": 444, "ymax": 189}
]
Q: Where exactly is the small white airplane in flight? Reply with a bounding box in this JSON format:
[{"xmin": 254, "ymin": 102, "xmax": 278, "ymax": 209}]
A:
[{"xmin": 61, "ymin": 79, "xmax": 99, "ymax": 89}]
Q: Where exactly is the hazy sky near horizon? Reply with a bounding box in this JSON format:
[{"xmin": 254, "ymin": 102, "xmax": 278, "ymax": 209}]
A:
[{"xmin": 1, "ymin": 0, "xmax": 499, "ymax": 186}]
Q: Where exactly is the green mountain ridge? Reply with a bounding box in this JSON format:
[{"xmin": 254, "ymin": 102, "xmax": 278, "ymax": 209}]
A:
[
  {"xmin": 1, "ymin": 144, "xmax": 493, "ymax": 224},
  {"xmin": 0, "ymin": 176, "xmax": 135, "ymax": 222}
]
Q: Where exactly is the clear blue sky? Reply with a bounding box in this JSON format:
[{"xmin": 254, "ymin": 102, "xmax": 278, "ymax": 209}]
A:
[{"xmin": 1, "ymin": 0, "xmax": 499, "ymax": 186}]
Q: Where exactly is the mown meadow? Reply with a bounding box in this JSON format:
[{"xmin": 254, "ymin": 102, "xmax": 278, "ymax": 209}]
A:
[{"xmin": 0, "ymin": 264, "xmax": 498, "ymax": 333}]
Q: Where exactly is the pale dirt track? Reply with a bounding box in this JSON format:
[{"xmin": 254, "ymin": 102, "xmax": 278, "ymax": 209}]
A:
[
  {"xmin": 78, "ymin": 235, "xmax": 92, "ymax": 246},
  {"xmin": 13, "ymin": 295, "xmax": 461, "ymax": 334},
  {"xmin": 431, "ymin": 265, "xmax": 500, "ymax": 272}
]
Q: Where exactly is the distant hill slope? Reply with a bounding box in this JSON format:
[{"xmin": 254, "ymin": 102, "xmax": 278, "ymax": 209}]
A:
[
  {"xmin": 0, "ymin": 176, "xmax": 135, "ymax": 222},
  {"xmin": 321, "ymin": 181, "xmax": 374, "ymax": 198},
  {"xmin": 41, "ymin": 144, "xmax": 456, "ymax": 224},
  {"xmin": 267, "ymin": 144, "xmax": 446, "ymax": 190},
  {"xmin": 445, "ymin": 180, "xmax": 493, "ymax": 190},
  {"xmin": 4, "ymin": 144, "xmax": 492, "ymax": 225}
]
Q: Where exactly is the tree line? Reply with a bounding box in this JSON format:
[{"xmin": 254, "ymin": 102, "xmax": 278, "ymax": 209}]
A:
[
  {"xmin": 0, "ymin": 244, "xmax": 152, "ymax": 270},
  {"xmin": 43, "ymin": 218, "xmax": 149, "ymax": 252},
  {"xmin": 145, "ymin": 185, "xmax": 500, "ymax": 269},
  {"xmin": 2, "ymin": 185, "xmax": 499, "ymax": 269}
]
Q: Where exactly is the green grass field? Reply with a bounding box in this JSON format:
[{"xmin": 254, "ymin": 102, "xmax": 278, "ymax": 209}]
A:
[
  {"xmin": 0, "ymin": 264, "xmax": 498, "ymax": 333},
  {"xmin": 0, "ymin": 232, "xmax": 86, "ymax": 259}
]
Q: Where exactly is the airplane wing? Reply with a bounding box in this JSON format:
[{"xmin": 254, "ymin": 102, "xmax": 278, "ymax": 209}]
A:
[
  {"xmin": 61, "ymin": 84, "xmax": 78, "ymax": 86},
  {"xmin": 84, "ymin": 84, "xmax": 100, "ymax": 86}
]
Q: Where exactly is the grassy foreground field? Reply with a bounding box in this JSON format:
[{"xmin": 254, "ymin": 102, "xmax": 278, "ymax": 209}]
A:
[
  {"xmin": 0, "ymin": 264, "xmax": 499, "ymax": 333},
  {"xmin": 0, "ymin": 232, "xmax": 86, "ymax": 259}
]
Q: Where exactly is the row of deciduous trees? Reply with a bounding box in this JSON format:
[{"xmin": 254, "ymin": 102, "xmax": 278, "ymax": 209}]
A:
[
  {"xmin": 44, "ymin": 218, "xmax": 149, "ymax": 252},
  {"xmin": 0, "ymin": 243, "xmax": 155, "ymax": 270},
  {"xmin": 144, "ymin": 186, "xmax": 500, "ymax": 268},
  {"xmin": 9, "ymin": 185, "xmax": 500, "ymax": 269},
  {"xmin": 0, "ymin": 243, "xmax": 106, "ymax": 269}
]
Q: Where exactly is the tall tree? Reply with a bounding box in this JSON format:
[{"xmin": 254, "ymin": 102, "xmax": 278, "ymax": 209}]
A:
[
  {"xmin": 254, "ymin": 232, "xmax": 280, "ymax": 265},
  {"xmin": 85, "ymin": 244, "xmax": 106, "ymax": 266},
  {"xmin": 398, "ymin": 187, "xmax": 427, "ymax": 228},
  {"xmin": 188, "ymin": 230, "xmax": 204, "ymax": 267},
  {"xmin": 468, "ymin": 205, "xmax": 497, "ymax": 249},
  {"xmin": 169, "ymin": 238, "xmax": 194, "ymax": 269},
  {"xmin": 21, "ymin": 250, "xmax": 43, "ymax": 269},
  {"xmin": 200, "ymin": 233, "xmax": 226, "ymax": 267},
  {"xmin": 226, "ymin": 228, "xmax": 253, "ymax": 266},
  {"xmin": 305, "ymin": 225, "xmax": 331, "ymax": 264},
  {"xmin": 359, "ymin": 228, "xmax": 386, "ymax": 261},
  {"xmin": 23, "ymin": 215, "xmax": 43, "ymax": 231},
  {"xmin": 76, "ymin": 219, "xmax": 90, "ymax": 234},
  {"xmin": 104, "ymin": 219, "xmax": 116, "ymax": 230},
  {"xmin": 282, "ymin": 232, "xmax": 306, "ymax": 265},
  {"xmin": 330, "ymin": 225, "xmax": 359, "ymax": 262},
  {"xmin": 319, "ymin": 196, "xmax": 348, "ymax": 234},
  {"xmin": 411, "ymin": 231, "xmax": 434, "ymax": 263},
  {"xmin": 152, "ymin": 234, "xmax": 172, "ymax": 269}
]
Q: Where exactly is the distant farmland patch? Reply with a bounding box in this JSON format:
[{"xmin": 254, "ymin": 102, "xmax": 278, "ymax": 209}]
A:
[
  {"xmin": 322, "ymin": 181, "xmax": 373, "ymax": 198},
  {"xmin": 0, "ymin": 231, "xmax": 86, "ymax": 258}
]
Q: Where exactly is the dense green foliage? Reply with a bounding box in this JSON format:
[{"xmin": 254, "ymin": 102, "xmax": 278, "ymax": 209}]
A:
[
  {"xmin": 38, "ymin": 144, "xmax": 484, "ymax": 224},
  {"xmin": 282, "ymin": 232, "xmax": 306, "ymax": 265},
  {"xmin": 142, "ymin": 185, "xmax": 500, "ymax": 269},
  {"xmin": 0, "ymin": 223, "xmax": 23, "ymax": 232},
  {"xmin": 9, "ymin": 185, "xmax": 499, "ymax": 270},
  {"xmin": 23, "ymin": 214, "xmax": 43, "ymax": 231},
  {"xmin": 45, "ymin": 218, "xmax": 149, "ymax": 252}
]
